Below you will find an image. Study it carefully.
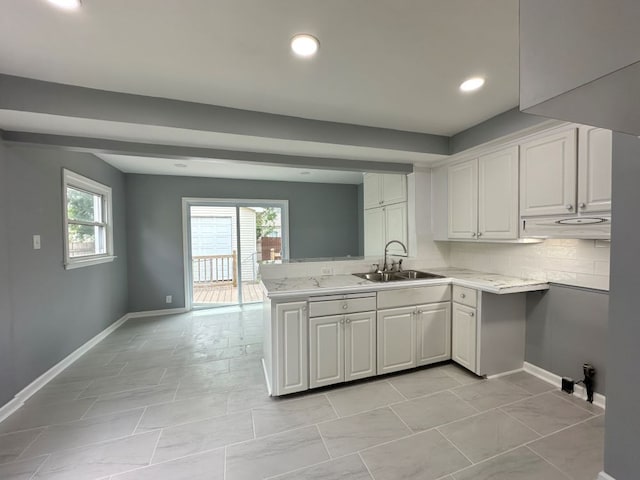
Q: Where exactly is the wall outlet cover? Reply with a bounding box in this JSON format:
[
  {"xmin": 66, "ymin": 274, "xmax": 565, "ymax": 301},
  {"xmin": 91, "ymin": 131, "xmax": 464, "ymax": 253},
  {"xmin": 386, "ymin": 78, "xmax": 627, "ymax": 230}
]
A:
[{"xmin": 165, "ymin": 295, "xmax": 172, "ymax": 304}]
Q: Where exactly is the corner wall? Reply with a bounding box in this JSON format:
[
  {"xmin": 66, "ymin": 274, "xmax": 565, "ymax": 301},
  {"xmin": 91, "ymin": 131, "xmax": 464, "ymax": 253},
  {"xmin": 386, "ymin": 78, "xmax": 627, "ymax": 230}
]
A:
[{"xmin": 0, "ymin": 144, "xmax": 128, "ymax": 404}]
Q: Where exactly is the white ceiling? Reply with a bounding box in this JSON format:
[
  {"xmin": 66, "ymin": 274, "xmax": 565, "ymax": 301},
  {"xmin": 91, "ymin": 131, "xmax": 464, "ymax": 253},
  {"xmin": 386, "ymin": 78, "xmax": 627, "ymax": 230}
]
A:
[
  {"xmin": 97, "ymin": 153, "xmax": 365, "ymax": 184},
  {"xmin": 0, "ymin": 0, "xmax": 519, "ymax": 136}
]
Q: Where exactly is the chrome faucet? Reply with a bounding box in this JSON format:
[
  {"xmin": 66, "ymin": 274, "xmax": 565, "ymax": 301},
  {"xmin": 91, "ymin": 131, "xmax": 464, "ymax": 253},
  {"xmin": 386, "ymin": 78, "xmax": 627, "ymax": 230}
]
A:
[{"xmin": 383, "ymin": 240, "xmax": 407, "ymax": 272}]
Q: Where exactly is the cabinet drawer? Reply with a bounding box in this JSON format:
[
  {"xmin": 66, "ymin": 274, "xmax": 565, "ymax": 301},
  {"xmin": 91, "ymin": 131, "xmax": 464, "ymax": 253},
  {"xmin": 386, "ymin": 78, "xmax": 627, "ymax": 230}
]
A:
[
  {"xmin": 377, "ymin": 285, "xmax": 450, "ymax": 310},
  {"xmin": 453, "ymin": 286, "xmax": 477, "ymax": 308},
  {"xmin": 309, "ymin": 296, "xmax": 377, "ymax": 317}
]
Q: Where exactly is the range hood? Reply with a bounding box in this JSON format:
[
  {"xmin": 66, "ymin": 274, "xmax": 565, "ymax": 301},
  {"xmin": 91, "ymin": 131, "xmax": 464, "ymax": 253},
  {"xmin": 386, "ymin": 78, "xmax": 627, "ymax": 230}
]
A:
[{"xmin": 521, "ymin": 215, "xmax": 611, "ymax": 240}]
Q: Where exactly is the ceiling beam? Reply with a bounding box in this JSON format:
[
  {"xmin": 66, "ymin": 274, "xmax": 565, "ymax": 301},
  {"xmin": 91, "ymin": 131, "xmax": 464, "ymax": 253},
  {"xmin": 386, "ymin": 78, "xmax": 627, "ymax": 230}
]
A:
[
  {"xmin": 0, "ymin": 131, "xmax": 413, "ymax": 174},
  {"xmin": 0, "ymin": 74, "xmax": 449, "ymax": 156}
]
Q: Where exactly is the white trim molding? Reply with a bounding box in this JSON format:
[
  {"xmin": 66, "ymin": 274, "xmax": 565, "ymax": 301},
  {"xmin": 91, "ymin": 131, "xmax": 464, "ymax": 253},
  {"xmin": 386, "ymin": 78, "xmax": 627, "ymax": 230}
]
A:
[
  {"xmin": 0, "ymin": 307, "xmax": 188, "ymax": 423},
  {"xmin": 524, "ymin": 362, "xmax": 606, "ymax": 409},
  {"xmin": 598, "ymin": 472, "xmax": 616, "ymax": 480}
]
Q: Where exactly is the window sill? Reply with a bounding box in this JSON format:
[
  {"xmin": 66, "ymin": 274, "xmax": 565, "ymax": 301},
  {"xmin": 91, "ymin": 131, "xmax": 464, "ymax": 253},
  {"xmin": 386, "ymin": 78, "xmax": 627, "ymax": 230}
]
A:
[{"xmin": 64, "ymin": 255, "xmax": 117, "ymax": 270}]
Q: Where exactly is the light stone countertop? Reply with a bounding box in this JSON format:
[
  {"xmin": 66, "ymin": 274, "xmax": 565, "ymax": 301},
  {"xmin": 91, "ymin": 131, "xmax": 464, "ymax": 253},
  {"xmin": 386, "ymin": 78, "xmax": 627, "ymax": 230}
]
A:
[{"xmin": 261, "ymin": 267, "xmax": 549, "ymax": 299}]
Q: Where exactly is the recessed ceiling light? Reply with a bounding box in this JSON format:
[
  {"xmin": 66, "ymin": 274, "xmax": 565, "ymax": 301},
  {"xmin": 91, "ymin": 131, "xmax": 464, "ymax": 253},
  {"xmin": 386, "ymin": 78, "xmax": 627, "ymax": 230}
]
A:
[
  {"xmin": 460, "ymin": 77, "xmax": 485, "ymax": 92},
  {"xmin": 47, "ymin": 0, "xmax": 82, "ymax": 10},
  {"xmin": 174, "ymin": 163, "xmax": 187, "ymax": 168},
  {"xmin": 291, "ymin": 34, "xmax": 319, "ymax": 58}
]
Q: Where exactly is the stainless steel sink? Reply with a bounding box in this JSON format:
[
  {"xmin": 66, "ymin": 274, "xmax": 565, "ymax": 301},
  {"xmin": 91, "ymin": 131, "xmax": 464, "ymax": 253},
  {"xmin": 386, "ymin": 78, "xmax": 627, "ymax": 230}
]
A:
[{"xmin": 354, "ymin": 270, "xmax": 444, "ymax": 282}]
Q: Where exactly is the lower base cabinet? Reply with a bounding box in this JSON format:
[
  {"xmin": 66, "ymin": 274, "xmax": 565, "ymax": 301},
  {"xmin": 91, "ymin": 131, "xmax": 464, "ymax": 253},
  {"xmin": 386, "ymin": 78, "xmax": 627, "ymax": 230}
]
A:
[
  {"xmin": 416, "ymin": 302, "xmax": 452, "ymax": 366},
  {"xmin": 451, "ymin": 302, "xmax": 477, "ymax": 372},
  {"xmin": 310, "ymin": 311, "xmax": 376, "ymax": 388}
]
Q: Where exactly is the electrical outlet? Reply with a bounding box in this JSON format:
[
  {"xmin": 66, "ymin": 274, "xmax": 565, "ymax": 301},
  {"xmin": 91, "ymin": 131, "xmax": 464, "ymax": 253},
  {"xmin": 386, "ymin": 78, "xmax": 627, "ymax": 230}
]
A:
[
  {"xmin": 165, "ymin": 295, "xmax": 172, "ymax": 304},
  {"xmin": 33, "ymin": 235, "xmax": 41, "ymax": 250}
]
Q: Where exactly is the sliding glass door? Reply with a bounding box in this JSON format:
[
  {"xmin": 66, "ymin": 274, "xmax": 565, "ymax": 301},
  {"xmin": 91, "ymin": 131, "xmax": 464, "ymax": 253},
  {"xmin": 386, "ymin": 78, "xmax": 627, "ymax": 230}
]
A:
[{"xmin": 183, "ymin": 198, "xmax": 288, "ymax": 309}]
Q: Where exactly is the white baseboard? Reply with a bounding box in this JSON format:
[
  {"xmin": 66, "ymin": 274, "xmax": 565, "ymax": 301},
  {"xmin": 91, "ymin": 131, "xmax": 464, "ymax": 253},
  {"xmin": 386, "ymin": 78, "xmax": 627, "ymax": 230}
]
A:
[
  {"xmin": 598, "ymin": 472, "xmax": 616, "ymax": 480},
  {"xmin": 0, "ymin": 312, "xmax": 129, "ymax": 423},
  {"xmin": 487, "ymin": 367, "xmax": 525, "ymax": 380},
  {"xmin": 126, "ymin": 307, "xmax": 188, "ymax": 319},
  {"xmin": 523, "ymin": 362, "xmax": 606, "ymax": 410},
  {"xmin": 0, "ymin": 307, "xmax": 188, "ymax": 423}
]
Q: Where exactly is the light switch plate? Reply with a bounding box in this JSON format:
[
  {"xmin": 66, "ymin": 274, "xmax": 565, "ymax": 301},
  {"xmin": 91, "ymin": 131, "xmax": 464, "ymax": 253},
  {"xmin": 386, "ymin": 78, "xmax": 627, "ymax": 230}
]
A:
[{"xmin": 33, "ymin": 235, "xmax": 41, "ymax": 250}]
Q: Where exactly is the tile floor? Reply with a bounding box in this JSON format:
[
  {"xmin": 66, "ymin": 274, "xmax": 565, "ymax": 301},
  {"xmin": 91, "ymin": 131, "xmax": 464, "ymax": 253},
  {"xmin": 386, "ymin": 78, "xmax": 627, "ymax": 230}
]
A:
[{"xmin": 0, "ymin": 305, "xmax": 605, "ymax": 480}]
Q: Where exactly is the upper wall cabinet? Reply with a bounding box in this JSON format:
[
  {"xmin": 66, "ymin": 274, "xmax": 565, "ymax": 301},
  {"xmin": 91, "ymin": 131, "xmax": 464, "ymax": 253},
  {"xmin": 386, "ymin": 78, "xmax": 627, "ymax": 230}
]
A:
[
  {"xmin": 363, "ymin": 173, "xmax": 407, "ymax": 209},
  {"xmin": 520, "ymin": 126, "xmax": 612, "ymax": 217},
  {"xmin": 448, "ymin": 146, "xmax": 519, "ymax": 240}
]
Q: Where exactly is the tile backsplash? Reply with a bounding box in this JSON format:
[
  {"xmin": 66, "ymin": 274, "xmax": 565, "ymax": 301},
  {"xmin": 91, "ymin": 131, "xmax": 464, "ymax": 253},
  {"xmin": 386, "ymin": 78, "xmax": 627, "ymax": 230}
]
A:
[{"xmin": 448, "ymin": 239, "xmax": 610, "ymax": 290}]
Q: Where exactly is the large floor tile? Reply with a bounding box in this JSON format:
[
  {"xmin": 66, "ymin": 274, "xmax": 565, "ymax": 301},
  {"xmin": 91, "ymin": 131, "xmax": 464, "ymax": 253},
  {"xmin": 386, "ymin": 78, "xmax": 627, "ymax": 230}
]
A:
[
  {"xmin": 528, "ymin": 415, "xmax": 604, "ymax": 480},
  {"xmin": 175, "ymin": 368, "xmax": 264, "ymax": 399},
  {"xmin": 318, "ymin": 407, "xmax": 411, "ymax": 457},
  {"xmin": 26, "ymin": 381, "xmax": 92, "ymax": 407},
  {"xmin": 440, "ymin": 363, "xmax": 482, "ymax": 385},
  {"xmin": 550, "ymin": 390, "xmax": 605, "ymax": 415},
  {"xmin": 51, "ymin": 363, "xmax": 126, "ymax": 384},
  {"xmin": 387, "ymin": 367, "xmax": 462, "ymax": 399},
  {"xmin": 226, "ymin": 383, "xmax": 271, "ymax": 413},
  {"xmin": 135, "ymin": 392, "xmax": 228, "ymax": 432},
  {"xmin": 162, "ymin": 360, "xmax": 230, "ymax": 384},
  {"xmin": 152, "ymin": 411, "xmax": 254, "ymax": 464},
  {"xmin": 439, "ymin": 409, "xmax": 539, "ymax": 463},
  {"xmin": 0, "ymin": 456, "xmax": 48, "ymax": 480},
  {"xmin": 501, "ymin": 392, "xmax": 593, "ymax": 435},
  {"xmin": 453, "ymin": 379, "xmax": 531, "ymax": 411},
  {"xmin": 20, "ymin": 408, "xmax": 144, "ymax": 458},
  {"xmin": 78, "ymin": 367, "xmax": 166, "ymax": 398},
  {"xmin": 499, "ymin": 371, "xmax": 555, "ymax": 395},
  {"xmin": 326, "ymin": 381, "xmax": 404, "ymax": 417},
  {"xmin": 253, "ymin": 394, "xmax": 336, "ymax": 437},
  {"xmin": 84, "ymin": 383, "xmax": 178, "ymax": 418},
  {"xmin": 225, "ymin": 426, "xmax": 329, "ymax": 480},
  {"xmin": 270, "ymin": 454, "xmax": 372, "ymax": 480},
  {"xmin": 452, "ymin": 447, "xmax": 567, "ymax": 480},
  {"xmin": 0, "ymin": 398, "xmax": 96, "ymax": 435},
  {"xmin": 0, "ymin": 429, "xmax": 44, "ymax": 464},
  {"xmin": 361, "ymin": 429, "xmax": 470, "ymax": 480},
  {"xmin": 391, "ymin": 390, "xmax": 477, "ymax": 432},
  {"xmin": 112, "ymin": 448, "xmax": 225, "ymax": 480},
  {"xmin": 34, "ymin": 430, "xmax": 159, "ymax": 480}
]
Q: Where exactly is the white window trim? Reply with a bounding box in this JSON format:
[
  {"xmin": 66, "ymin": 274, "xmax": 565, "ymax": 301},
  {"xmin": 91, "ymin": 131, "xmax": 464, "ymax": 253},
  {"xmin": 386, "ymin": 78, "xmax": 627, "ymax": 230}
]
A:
[{"xmin": 62, "ymin": 169, "xmax": 115, "ymax": 270}]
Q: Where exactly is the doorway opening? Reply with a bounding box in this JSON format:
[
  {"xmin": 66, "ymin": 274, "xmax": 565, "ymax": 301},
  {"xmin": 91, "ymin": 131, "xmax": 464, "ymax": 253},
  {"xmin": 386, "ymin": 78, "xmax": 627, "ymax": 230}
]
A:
[{"xmin": 183, "ymin": 198, "xmax": 289, "ymax": 309}]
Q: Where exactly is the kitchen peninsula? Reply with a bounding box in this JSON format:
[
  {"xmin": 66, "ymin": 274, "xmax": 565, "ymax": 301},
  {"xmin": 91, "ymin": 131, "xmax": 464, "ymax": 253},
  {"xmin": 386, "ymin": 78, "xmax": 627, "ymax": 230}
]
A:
[{"xmin": 261, "ymin": 268, "xmax": 548, "ymax": 396}]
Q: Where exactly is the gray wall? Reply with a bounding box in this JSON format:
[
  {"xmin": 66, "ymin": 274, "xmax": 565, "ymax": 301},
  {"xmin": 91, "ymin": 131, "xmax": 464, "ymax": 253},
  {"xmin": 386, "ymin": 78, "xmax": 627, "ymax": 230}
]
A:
[
  {"xmin": 125, "ymin": 174, "xmax": 360, "ymax": 312},
  {"xmin": 604, "ymin": 132, "xmax": 640, "ymax": 479},
  {"xmin": 526, "ymin": 285, "xmax": 609, "ymax": 394},
  {"xmin": 0, "ymin": 144, "xmax": 128, "ymax": 404}
]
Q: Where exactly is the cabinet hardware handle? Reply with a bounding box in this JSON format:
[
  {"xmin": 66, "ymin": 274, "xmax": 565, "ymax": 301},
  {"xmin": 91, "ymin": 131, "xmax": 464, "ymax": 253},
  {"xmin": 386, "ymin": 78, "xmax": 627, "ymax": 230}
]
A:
[
  {"xmin": 579, "ymin": 203, "xmax": 586, "ymax": 209},
  {"xmin": 471, "ymin": 232, "xmax": 476, "ymax": 237},
  {"xmin": 346, "ymin": 318, "xmax": 352, "ymax": 324},
  {"xmin": 566, "ymin": 204, "xmax": 573, "ymax": 211},
  {"xmin": 342, "ymin": 304, "xmax": 348, "ymax": 310},
  {"xmin": 460, "ymin": 293, "xmax": 466, "ymax": 299},
  {"xmin": 340, "ymin": 318, "xmax": 345, "ymax": 324},
  {"xmin": 469, "ymin": 312, "xmax": 475, "ymax": 317},
  {"xmin": 477, "ymin": 232, "xmax": 482, "ymax": 237},
  {"xmin": 302, "ymin": 306, "xmax": 307, "ymax": 312}
]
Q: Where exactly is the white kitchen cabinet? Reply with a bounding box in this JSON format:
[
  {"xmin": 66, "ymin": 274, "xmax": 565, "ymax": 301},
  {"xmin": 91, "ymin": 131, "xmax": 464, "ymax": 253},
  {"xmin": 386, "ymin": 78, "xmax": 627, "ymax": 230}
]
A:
[
  {"xmin": 448, "ymin": 160, "xmax": 478, "ymax": 239},
  {"xmin": 275, "ymin": 301, "xmax": 308, "ymax": 395},
  {"xmin": 309, "ymin": 311, "xmax": 376, "ymax": 388},
  {"xmin": 416, "ymin": 302, "xmax": 451, "ymax": 366},
  {"xmin": 448, "ymin": 146, "xmax": 519, "ymax": 240},
  {"xmin": 451, "ymin": 302, "xmax": 477, "ymax": 372},
  {"xmin": 377, "ymin": 306, "xmax": 416, "ymax": 374},
  {"xmin": 364, "ymin": 202, "xmax": 407, "ymax": 256},
  {"xmin": 363, "ymin": 173, "xmax": 407, "ymax": 209},
  {"xmin": 578, "ymin": 126, "xmax": 612, "ymax": 213},
  {"xmin": 520, "ymin": 128, "xmax": 578, "ymax": 216}
]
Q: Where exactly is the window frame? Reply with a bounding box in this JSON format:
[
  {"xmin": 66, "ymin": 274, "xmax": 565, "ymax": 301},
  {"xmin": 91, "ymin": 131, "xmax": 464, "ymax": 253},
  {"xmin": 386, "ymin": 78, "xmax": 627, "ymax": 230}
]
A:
[{"xmin": 62, "ymin": 169, "xmax": 115, "ymax": 269}]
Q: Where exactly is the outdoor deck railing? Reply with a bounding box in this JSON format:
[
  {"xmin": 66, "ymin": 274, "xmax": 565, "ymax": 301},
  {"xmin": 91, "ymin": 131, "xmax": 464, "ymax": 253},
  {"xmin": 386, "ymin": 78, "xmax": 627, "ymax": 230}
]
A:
[{"xmin": 192, "ymin": 252, "xmax": 238, "ymax": 287}]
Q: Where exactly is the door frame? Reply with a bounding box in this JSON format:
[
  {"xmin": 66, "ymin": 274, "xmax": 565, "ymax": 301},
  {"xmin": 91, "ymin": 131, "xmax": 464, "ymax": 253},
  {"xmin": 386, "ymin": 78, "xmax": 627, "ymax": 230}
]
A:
[{"xmin": 182, "ymin": 197, "xmax": 290, "ymax": 310}]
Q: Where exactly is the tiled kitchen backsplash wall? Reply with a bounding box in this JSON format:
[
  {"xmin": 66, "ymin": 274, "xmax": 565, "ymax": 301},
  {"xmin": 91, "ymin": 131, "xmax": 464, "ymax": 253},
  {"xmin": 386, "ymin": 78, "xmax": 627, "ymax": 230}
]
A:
[{"xmin": 449, "ymin": 239, "xmax": 610, "ymax": 290}]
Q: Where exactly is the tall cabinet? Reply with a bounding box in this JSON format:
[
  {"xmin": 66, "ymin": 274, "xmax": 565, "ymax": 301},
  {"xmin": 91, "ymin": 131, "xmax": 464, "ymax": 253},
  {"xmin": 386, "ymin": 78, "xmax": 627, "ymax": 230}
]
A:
[{"xmin": 363, "ymin": 173, "xmax": 408, "ymax": 256}]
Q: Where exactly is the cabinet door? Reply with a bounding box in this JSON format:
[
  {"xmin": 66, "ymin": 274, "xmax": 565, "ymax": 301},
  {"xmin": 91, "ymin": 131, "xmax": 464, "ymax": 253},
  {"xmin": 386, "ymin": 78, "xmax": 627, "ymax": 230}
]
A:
[
  {"xmin": 363, "ymin": 173, "xmax": 382, "ymax": 209},
  {"xmin": 478, "ymin": 146, "xmax": 519, "ymax": 239},
  {"xmin": 451, "ymin": 303, "xmax": 477, "ymax": 373},
  {"xmin": 309, "ymin": 315, "xmax": 344, "ymax": 389},
  {"xmin": 377, "ymin": 307, "xmax": 416, "ymax": 374},
  {"xmin": 416, "ymin": 302, "xmax": 451, "ymax": 366},
  {"xmin": 276, "ymin": 302, "xmax": 308, "ymax": 395},
  {"xmin": 344, "ymin": 311, "xmax": 376, "ymax": 382},
  {"xmin": 520, "ymin": 129, "xmax": 578, "ymax": 216},
  {"xmin": 381, "ymin": 174, "xmax": 407, "ymax": 205},
  {"xmin": 384, "ymin": 202, "xmax": 408, "ymax": 255},
  {"xmin": 448, "ymin": 160, "xmax": 478, "ymax": 239},
  {"xmin": 578, "ymin": 126, "xmax": 612, "ymax": 213},
  {"xmin": 364, "ymin": 207, "xmax": 385, "ymax": 257}
]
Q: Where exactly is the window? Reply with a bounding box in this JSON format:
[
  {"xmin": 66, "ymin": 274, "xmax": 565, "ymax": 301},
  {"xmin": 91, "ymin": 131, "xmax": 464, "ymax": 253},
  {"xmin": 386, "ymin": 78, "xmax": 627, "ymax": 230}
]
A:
[{"xmin": 62, "ymin": 169, "xmax": 114, "ymax": 269}]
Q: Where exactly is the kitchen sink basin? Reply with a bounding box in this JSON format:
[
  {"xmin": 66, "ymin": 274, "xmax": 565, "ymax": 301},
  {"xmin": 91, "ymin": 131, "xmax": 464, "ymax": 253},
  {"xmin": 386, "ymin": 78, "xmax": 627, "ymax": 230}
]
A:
[{"xmin": 354, "ymin": 270, "xmax": 444, "ymax": 282}]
